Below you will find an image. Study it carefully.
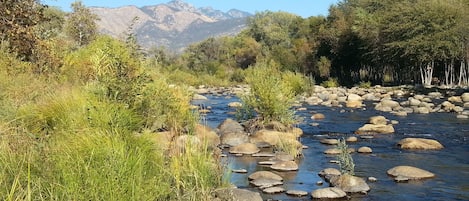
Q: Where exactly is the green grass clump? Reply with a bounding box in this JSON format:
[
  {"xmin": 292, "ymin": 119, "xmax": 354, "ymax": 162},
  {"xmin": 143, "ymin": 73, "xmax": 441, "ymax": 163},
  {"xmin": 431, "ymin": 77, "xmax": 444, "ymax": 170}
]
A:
[
  {"xmin": 240, "ymin": 60, "xmax": 296, "ymax": 126},
  {"xmin": 358, "ymin": 81, "xmax": 372, "ymax": 88},
  {"xmin": 337, "ymin": 138, "xmax": 355, "ymax": 175}
]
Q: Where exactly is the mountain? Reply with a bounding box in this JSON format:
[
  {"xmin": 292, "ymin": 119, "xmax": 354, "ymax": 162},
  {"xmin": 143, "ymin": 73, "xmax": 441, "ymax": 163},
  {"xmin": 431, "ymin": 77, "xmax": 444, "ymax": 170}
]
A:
[{"xmin": 90, "ymin": 0, "xmax": 252, "ymax": 52}]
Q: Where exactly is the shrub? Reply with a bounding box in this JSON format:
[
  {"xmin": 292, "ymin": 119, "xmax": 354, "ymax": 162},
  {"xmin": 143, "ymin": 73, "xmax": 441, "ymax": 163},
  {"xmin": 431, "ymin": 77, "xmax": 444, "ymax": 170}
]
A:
[
  {"xmin": 321, "ymin": 77, "xmax": 340, "ymax": 88},
  {"xmin": 241, "ymin": 60, "xmax": 295, "ymax": 126},
  {"xmin": 282, "ymin": 71, "xmax": 315, "ymax": 96},
  {"xmin": 136, "ymin": 77, "xmax": 199, "ymax": 134},
  {"xmin": 358, "ymin": 81, "xmax": 372, "ymax": 88},
  {"xmin": 337, "ymin": 138, "xmax": 355, "ymax": 175}
]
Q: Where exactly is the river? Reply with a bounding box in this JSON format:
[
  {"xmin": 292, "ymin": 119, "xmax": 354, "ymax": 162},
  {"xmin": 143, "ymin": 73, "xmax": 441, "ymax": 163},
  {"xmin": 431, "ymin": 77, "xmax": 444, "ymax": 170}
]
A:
[{"xmin": 194, "ymin": 94, "xmax": 469, "ymax": 201}]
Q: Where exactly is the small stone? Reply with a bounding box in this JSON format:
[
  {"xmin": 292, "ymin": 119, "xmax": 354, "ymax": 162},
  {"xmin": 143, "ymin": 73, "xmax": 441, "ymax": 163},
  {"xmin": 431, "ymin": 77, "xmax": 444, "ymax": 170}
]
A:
[
  {"xmin": 320, "ymin": 138, "xmax": 339, "ymax": 145},
  {"xmin": 358, "ymin": 146, "xmax": 373, "ymax": 153},
  {"xmin": 258, "ymin": 161, "xmax": 277, "ymax": 165},
  {"xmin": 232, "ymin": 169, "xmax": 248, "ymax": 173},
  {"xmin": 316, "ymin": 180, "xmax": 324, "ymax": 185},
  {"xmin": 311, "ymin": 113, "xmax": 325, "ymax": 120},
  {"xmin": 324, "ymin": 148, "xmax": 341, "ymax": 154},
  {"xmin": 368, "ymin": 177, "xmax": 377, "ymax": 182},
  {"xmin": 329, "ymin": 160, "xmax": 339, "ymax": 164},
  {"xmin": 346, "ymin": 136, "xmax": 358, "ymax": 142},
  {"xmin": 252, "ymin": 152, "xmax": 276, "ymax": 157}
]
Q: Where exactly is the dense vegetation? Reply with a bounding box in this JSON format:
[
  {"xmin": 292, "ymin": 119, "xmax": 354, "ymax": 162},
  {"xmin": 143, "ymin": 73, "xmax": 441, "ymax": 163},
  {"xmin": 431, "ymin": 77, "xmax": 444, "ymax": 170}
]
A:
[
  {"xmin": 1, "ymin": 0, "xmax": 467, "ymax": 200},
  {"xmin": 173, "ymin": 0, "xmax": 469, "ymax": 87}
]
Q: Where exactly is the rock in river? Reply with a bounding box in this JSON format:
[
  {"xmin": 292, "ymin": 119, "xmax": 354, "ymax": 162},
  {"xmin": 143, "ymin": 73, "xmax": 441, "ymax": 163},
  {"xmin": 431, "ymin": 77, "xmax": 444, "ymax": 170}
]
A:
[
  {"xmin": 330, "ymin": 174, "xmax": 370, "ymax": 193},
  {"xmin": 311, "ymin": 187, "xmax": 347, "ymax": 199},
  {"xmin": 229, "ymin": 143, "xmax": 260, "ymax": 155},
  {"xmin": 397, "ymin": 138, "xmax": 444, "ymax": 150},
  {"xmin": 387, "ymin": 165, "xmax": 435, "ymax": 181},
  {"xmin": 213, "ymin": 188, "xmax": 262, "ymax": 201}
]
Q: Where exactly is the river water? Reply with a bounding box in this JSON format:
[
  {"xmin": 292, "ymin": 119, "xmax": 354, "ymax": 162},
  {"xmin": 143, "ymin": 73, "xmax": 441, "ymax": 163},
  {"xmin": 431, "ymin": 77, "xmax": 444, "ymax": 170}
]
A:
[{"xmin": 194, "ymin": 95, "xmax": 469, "ymax": 201}]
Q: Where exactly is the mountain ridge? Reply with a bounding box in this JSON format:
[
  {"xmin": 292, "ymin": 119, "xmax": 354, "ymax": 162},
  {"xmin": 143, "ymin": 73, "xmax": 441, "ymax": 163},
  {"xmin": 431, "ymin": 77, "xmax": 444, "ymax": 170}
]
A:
[{"xmin": 90, "ymin": 0, "xmax": 252, "ymax": 52}]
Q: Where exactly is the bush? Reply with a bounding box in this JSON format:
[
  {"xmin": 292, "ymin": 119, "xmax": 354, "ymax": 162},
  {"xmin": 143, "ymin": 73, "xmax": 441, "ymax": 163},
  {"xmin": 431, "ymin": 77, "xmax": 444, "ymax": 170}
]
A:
[
  {"xmin": 135, "ymin": 77, "xmax": 199, "ymax": 134},
  {"xmin": 358, "ymin": 81, "xmax": 372, "ymax": 88},
  {"xmin": 282, "ymin": 71, "xmax": 314, "ymax": 96},
  {"xmin": 321, "ymin": 77, "xmax": 340, "ymax": 88},
  {"xmin": 240, "ymin": 60, "xmax": 295, "ymax": 126}
]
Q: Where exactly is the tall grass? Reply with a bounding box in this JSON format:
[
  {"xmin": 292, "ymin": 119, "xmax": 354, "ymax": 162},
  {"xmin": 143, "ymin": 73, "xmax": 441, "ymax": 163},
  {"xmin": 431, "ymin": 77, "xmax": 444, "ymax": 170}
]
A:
[{"xmin": 0, "ymin": 36, "xmax": 226, "ymax": 201}]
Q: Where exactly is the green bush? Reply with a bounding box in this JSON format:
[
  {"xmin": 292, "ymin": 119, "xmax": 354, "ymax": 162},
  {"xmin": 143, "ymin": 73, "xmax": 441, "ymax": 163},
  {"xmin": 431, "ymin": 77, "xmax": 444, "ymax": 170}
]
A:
[
  {"xmin": 282, "ymin": 71, "xmax": 314, "ymax": 96},
  {"xmin": 135, "ymin": 77, "xmax": 199, "ymax": 134},
  {"xmin": 358, "ymin": 81, "xmax": 372, "ymax": 88},
  {"xmin": 241, "ymin": 60, "xmax": 295, "ymax": 126},
  {"xmin": 321, "ymin": 77, "xmax": 340, "ymax": 88}
]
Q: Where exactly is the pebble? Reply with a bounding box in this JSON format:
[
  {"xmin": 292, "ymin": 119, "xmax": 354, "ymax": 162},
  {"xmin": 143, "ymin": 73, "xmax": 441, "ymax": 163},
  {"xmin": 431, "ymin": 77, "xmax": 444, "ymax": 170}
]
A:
[{"xmin": 368, "ymin": 177, "xmax": 378, "ymax": 182}]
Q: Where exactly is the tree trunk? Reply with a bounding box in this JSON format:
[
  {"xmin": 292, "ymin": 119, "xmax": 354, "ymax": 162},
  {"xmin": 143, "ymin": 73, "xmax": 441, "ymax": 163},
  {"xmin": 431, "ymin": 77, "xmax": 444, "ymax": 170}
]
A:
[{"xmin": 420, "ymin": 61, "xmax": 434, "ymax": 86}]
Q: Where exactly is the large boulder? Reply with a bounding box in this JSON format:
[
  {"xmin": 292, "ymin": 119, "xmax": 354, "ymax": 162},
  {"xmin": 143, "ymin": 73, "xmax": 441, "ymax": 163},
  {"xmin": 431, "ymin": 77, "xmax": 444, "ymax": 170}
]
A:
[
  {"xmin": 311, "ymin": 187, "xmax": 346, "ymax": 199},
  {"xmin": 368, "ymin": 116, "xmax": 388, "ymax": 125},
  {"xmin": 397, "ymin": 138, "xmax": 444, "ymax": 150},
  {"xmin": 387, "ymin": 165, "xmax": 435, "ymax": 180},
  {"xmin": 195, "ymin": 124, "xmax": 220, "ymax": 148},
  {"xmin": 355, "ymin": 124, "xmax": 395, "ymax": 134},
  {"xmin": 218, "ymin": 118, "xmax": 245, "ymax": 134},
  {"xmin": 218, "ymin": 119, "xmax": 249, "ymax": 146},
  {"xmin": 229, "ymin": 143, "xmax": 260, "ymax": 155},
  {"xmin": 330, "ymin": 174, "xmax": 370, "ymax": 193},
  {"xmin": 212, "ymin": 188, "xmax": 263, "ymax": 201},
  {"xmin": 461, "ymin": 92, "xmax": 469, "ymax": 102}
]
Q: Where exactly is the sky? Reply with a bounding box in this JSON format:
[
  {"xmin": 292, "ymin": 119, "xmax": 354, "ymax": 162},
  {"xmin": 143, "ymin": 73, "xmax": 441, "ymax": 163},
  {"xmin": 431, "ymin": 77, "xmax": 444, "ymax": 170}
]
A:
[{"xmin": 42, "ymin": 0, "xmax": 341, "ymax": 18}]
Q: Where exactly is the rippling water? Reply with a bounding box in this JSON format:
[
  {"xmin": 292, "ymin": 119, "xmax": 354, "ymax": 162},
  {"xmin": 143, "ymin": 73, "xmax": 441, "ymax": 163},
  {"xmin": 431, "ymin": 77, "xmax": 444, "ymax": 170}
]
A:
[{"xmin": 194, "ymin": 95, "xmax": 469, "ymax": 201}]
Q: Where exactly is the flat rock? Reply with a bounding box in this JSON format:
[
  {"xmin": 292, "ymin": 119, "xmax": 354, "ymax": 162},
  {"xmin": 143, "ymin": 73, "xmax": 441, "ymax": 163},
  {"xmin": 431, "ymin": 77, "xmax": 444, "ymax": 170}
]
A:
[
  {"xmin": 229, "ymin": 143, "xmax": 260, "ymax": 154},
  {"xmin": 252, "ymin": 152, "xmax": 276, "ymax": 157},
  {"xmin": 320, "ymin": 138, "xmax": 339, "ymax": 145},
  {"xmin": 397, "ymin": 138, "xmax": 444, "ymax": 150},
  {"xmin": 356, "ymin": 124, "xmax": 395, "ymax": 134},
  {"xmin": 262, "ymin": 186, "xmax": 285, "ymax": 194},
  {"xmin": 330, "ymin": 174, "xmax": 370, "ymax": 193},
  {"xmin": 213, "ymin": 188, "xmax": 263, "ymax": 201},
  {"xmin": 285, "ymin": 190, "xmax": 308, "ymax": 197},
  {"xmin": 324, "ymin": 148, "xmax": 341, "ymax": 154},
  {"xmin": 248, "ymin": 171, "xmax": 283, "ymax": 181},
  {"xmin": 387, "ymin": 165, "xmax": 435, "ymax": 180},
  {"xmin": 311, "ymin": 187, "xmax": 346, "ymax": 199},
  {"xmin": 249, "ymin": 178, "xmax": 283, "ymax": 188},
  {"xmin": 270, "ymin": 161, "xmax": 298, "ymax": 171},
  {"xmin": 232, "ymin": 169, "xmax": 248, "ymax": 173}
]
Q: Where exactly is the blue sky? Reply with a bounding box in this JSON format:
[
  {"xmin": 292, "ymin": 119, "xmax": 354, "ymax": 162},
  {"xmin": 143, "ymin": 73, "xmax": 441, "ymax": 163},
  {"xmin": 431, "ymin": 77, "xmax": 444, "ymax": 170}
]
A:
[{"xmin": 42, "ymin": 0, "xmax": 340, "ymax": 18}]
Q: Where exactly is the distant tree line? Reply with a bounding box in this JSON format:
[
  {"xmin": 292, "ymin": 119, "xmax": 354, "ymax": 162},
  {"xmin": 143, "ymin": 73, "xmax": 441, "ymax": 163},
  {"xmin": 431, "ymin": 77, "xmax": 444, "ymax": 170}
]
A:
[{"xmin": 171, "ymin": 0, "xmax": 469, "ymax": 87}]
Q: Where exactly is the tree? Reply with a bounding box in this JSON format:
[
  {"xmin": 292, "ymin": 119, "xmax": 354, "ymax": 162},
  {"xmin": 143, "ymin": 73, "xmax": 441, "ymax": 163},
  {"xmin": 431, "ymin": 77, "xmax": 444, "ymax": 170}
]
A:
[
  {"xmin": 0, "ymin": 0, "xmax": 44, "ymax": 60},
  {"xmin": 65, "ymin": 1, "xmax": 98, "ymax": 46}
]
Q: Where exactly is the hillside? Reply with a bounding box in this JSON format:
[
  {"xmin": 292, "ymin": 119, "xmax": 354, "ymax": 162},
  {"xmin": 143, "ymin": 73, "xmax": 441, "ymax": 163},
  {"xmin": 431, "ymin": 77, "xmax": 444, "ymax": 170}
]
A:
[{"xmin": 90, "ymin": 0, "xmax": 251, "ymax": 52}]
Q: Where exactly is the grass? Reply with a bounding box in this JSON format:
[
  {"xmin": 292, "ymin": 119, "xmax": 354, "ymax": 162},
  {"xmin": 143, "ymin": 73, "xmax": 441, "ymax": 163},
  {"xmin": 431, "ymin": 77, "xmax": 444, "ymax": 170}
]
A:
[{"xmin": 0, "ymin": 36, "xmax": 227, "ymax": 201}]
